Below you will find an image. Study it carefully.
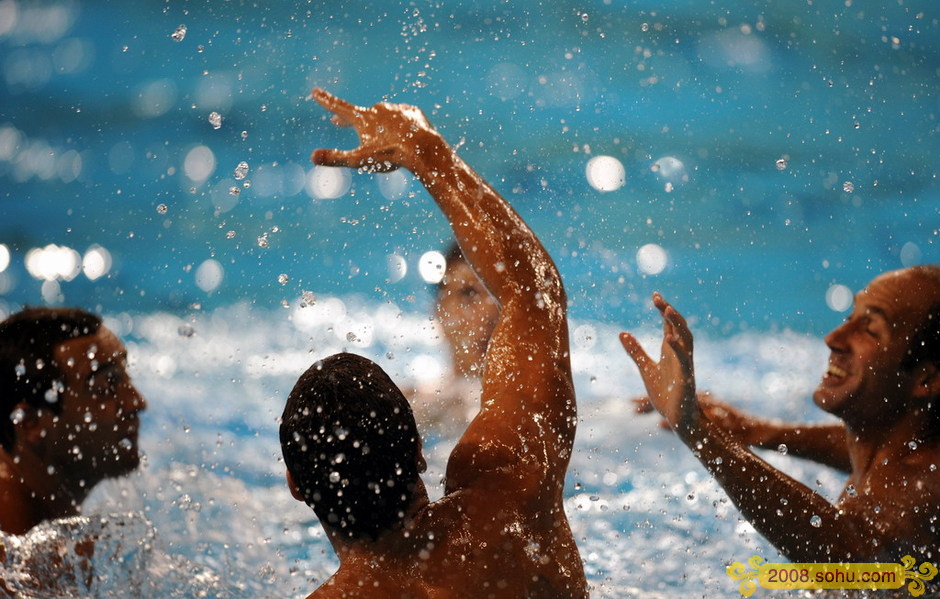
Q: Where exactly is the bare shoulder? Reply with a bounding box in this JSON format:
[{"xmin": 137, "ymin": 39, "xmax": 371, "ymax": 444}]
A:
[{"xmin": 840, "ymin": 443, "xmax": 940, "ymax": 558}]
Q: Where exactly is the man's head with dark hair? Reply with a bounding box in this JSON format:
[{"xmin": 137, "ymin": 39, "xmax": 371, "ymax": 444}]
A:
[
  {"xmin": 0, "ymin": 307, "xmax": 102, "ymax": 450},
  {"xmin": 0, "ymin": 306, "xmax": 146, "ymax": 534},
  {"xmin": 280, "ymin": 352, "xmax": 424, "ymax": 540}
]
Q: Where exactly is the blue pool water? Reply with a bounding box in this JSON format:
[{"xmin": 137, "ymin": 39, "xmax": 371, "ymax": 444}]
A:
[{"xmin": 0, "ymin": 0, "xmax": 937, "ymax": 596}]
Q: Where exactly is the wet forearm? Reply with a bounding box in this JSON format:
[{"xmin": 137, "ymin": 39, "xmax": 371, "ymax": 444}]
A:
[
  {"xmin": 753, "ymin": 423, "xmax": 851, "ymax": 473},
  {"xmin": 407, "ymin": 130, "xmax": 565, "ymax": 318},
  {"xmin": 680, "ymin": 414, "xmax": 864, "ymax": 562}
]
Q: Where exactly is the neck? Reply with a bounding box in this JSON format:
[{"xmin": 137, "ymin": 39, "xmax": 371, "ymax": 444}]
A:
[
  {"xmin": 844, "ymin": 411, "xmax": 932, "ymax": 477},
  {"xmin": 0, "ymin": 444, "xmax": 88, "ymax": 532},
  {"xmin": 327, "ymin": 477, "xmax": 430, "ymax": 560},
  {"xmin": 451, "ymin": 348, "xmax": 484, "ymax": 379}
]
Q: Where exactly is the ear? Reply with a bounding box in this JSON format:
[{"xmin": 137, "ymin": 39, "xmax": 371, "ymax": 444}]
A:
[
  {"xmin": 912, "ymin": 362, "xmax": 940, "ymax": 399},
  {"xmin": 285, "ymin": 469, "xmax": 305, "ymax": 502},
  {"xmin": 14, "ymin": 402, "xmax": 51, "ymax": 447}
]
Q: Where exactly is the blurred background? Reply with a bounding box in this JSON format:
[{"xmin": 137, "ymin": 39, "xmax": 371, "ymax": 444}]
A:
[
  {"xmin": 1, "ymin": 0, "xmax": 936, "ymax": 331},
  {"xmin": 0, "ymin": 1, "xmax": 937, "ymax": 597}
]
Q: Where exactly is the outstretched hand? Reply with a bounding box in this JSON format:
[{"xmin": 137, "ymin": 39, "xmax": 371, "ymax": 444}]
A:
[
  {"xmin": 619, "ymin": 293, "xmax": 699, "ymax": 434},
  {"xmin": 309, "ymin": 88, "xmax": 438, "ymax": 174}
]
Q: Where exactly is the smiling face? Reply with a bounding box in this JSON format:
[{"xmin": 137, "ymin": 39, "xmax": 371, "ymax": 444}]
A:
[
  {"xmin": 814, "ymin": 269, "xmax": 939, "ymax": 428},
  {"xmin": 41, "ymin": 327, "xmax": 147, "ymax": 483}
]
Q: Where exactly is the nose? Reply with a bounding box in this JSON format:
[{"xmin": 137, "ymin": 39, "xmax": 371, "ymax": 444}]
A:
[
  {"xmin": 123, "ymin": 382, "xmax": 148, "ymax": 415},
  {"xmin": 824, "ymin": 319, "xmax": 852, "ymax": 353}
]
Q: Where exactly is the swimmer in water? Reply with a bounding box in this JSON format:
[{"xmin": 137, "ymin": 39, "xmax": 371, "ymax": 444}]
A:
[
  {"xmin": 621, "ymin": 266, "xmax": 940, "ymax": 562},
  {"xmin": 0, "ymin": 308, "xmax": 147, "ymax": 535},
  {"xmin": 408, "ymin": 243, "xmax": 499, "ymax": 436},
  {"xmin": 280, "ymin": 89, "xmax": 588, "ymax": 598}
]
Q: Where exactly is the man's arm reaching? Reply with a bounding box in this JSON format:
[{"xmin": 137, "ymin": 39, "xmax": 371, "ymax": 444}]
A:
[
  {"xmin": 620, "ymin": 293, "xmax": 873, "ymax": 562},
  {"xmin": 634, "ymin": 393, "xmax": 852, "ymax": 472},
  {"xmin": 310, "ymin": 89, "xmax": 576, "ymax": 496}
]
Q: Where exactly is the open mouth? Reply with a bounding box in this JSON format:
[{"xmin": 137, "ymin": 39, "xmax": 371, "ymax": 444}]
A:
[{"xmin": 823, "ymin": 363, "xmax": 848, "ymax": 382}]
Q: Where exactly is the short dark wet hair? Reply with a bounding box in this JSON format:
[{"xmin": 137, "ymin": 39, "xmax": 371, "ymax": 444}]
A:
[
  {"xmin": 0, "ymin": 307, "xmax": 103, "ymax": 450},
  {"xmin": 280, "ymin": 352, "xmax": 421, "ymax": 541}
]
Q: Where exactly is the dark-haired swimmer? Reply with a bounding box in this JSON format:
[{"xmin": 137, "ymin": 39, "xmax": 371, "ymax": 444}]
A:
[
  {"xmin": 280, "ymin": 90, "xmax": 588, "ymax": 598},
  {"xmin": 622, "ymin": 266, "xmax": 940, "ymax": 563},
  {"xmin": 0, "ymin": 307, "xmax": 147, "ymax": 535}
]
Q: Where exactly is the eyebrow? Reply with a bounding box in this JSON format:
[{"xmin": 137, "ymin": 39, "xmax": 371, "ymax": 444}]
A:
[
  {"xmin": 85, "ymin": 360, "xmax": 127, "ymax": 383},
  {"xmin": 854, "ymin": 298, "xmax": 890, "ymax": 322}
]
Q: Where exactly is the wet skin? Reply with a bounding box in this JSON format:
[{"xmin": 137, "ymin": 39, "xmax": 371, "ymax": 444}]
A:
[
  {"xmin": 436, "ymin": 258, "xmax": 499, "ymax": 378},
  {"xmin": 296, "ymin": 89, "xmax": 588, "ymax": 598},
  {"xmin": 621, "ymin": 268, "xmax": 940, "ymax": 562},
  {"xmin": 0, "ymin": 327, "xmax": 146, "ymax": 535}
]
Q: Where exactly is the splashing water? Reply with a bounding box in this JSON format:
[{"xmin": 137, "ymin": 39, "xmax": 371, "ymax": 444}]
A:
[{"xmin": 0, "ymin": 301, "xmax": 848, "ymax": 598}]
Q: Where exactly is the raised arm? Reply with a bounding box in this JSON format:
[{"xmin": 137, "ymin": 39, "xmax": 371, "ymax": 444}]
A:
[
  {"xmin": 620, "ymin": 293, "xmax": 871, "ymax": 561},
  {"xmin": 310, "ymin": 90, "xmax": 575, "ymax": 495}
]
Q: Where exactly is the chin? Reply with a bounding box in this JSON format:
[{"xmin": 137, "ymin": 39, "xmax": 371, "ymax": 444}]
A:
[
  {"xmin": 106, "ymin": 451, "xmax": 142, "ymax": 478},
  {"xmin": 813, "ymin": 389, "xmax": 849, "ymax": 418}
]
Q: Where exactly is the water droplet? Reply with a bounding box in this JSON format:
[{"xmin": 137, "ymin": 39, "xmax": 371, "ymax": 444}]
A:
[
  {"xmin": 225, "ymin": 230, "xmax": 236, "ymax": 239},
  {"xmin": 234, "ymin": 161, "xmax": 249, "ymax": 180},
  {"xmin": 777, "ymin": 444, "xmax": 788, "ymax": 455},
  {"xmin": 35, "ymin": 359, "xmax": 45, "ymax": 370},
  {"xmin": 10, "ymin": 408, "xmax": 25, "ymax": 425},
  {"xmin": 842, "ymin": 181, "xmax": 854, "ymax": 193},
  {"xmin": 229, "ymin": 186, "xmax": 241, "ymax": 196},
  {"xmin": 178, "ymin": 324, "xmax": 195, "ymax": 337},
  {"xmin": 241, "ymin": 130, "xmax": 248, "ymax": 140},
  {"xmin": 810, "ymin": 514, "xmax": 822, "ymax": 527},
  {"xmin": 346, "ymin": 331, "xmax": 359, "ymax": 342},
  {"xmin": 908, "ymin": 440, "xmax": 918, "ymax": 450},
  {"xmin": 328, "ymin": 471, "xmax": 341, "ymax": 484},
  {"xmin": 846, "ymin": 484, "xmax": 857, "ymax": 497},
  {"xmin": 14, "ymin": 363, "xmax": 25, "ymax": 377},
  {"xmin": 208, "ymin": 112, "xmax": 222, "ymax": 130},
  {"xmin": 278, "ymin": 273, "xmax": 289, "ymax": 285},
  {"xmin": 156, "ymin": 203, "xmax": 168, "ymax": 215},
  {"xmin": 171, "ymin": 25, "xmax": 187, "ymax": 42},
  {"xmin": 257, "ymin": 234, "xmax": 269, "ymax": 248},
  {"xmin": 197, "ymin": 45, "xmax": 205, "ymax": 53},
  {"xmin": 775, "ymin": 158, "xmax": 788, "ymax": 171},
  {"xmin": 118, "ymin": 438, "xmax": 133, "ymax": 450},
  {"xmin": 301, "ymin": 291, "xmax": 316, "ymax": 306},
  {"xmin": 386, "ymin": 352, "xmax": 395, "ymax": 360},
  {"xmin": 83, "ymin": 411, "xmax": 93, "ymax": 424}
]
